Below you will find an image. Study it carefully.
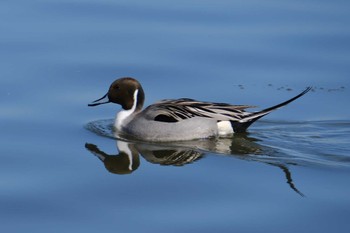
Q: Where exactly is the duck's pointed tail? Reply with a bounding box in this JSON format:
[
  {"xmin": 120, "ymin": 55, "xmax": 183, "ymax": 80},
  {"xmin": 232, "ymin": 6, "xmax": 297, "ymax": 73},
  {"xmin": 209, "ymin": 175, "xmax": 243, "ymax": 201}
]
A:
[{"xmin": 232, "ymin": 87, "xmax": 312, "ymax": 133}]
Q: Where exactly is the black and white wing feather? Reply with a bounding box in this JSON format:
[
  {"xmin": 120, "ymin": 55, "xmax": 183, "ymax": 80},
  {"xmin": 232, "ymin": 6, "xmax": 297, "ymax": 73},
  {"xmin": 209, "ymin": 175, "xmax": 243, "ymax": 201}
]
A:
[{"xmin": 144, "ymin": 98, "xmax": 255, "ymax": 123}]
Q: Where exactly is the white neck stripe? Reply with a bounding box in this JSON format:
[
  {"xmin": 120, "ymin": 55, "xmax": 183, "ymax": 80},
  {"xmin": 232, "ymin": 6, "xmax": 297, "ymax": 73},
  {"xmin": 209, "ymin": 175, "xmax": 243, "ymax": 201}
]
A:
[{"xmin": 115, "ymin": 89, "xmax": 139, "ymax": 131}]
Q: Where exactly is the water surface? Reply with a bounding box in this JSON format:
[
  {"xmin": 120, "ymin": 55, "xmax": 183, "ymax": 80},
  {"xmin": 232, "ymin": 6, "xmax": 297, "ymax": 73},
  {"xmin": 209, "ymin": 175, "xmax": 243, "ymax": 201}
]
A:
[{"xmin": 1, "ymin": 0, "xmax": 350, "ymax": 232}]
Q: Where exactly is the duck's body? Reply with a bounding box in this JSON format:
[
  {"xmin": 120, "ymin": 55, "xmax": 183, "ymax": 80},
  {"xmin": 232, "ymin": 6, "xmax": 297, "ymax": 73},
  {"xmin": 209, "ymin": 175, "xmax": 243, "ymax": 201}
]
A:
[{"xmin": 89, "ymin": 77, "xmax": 311, "ymax": 142}]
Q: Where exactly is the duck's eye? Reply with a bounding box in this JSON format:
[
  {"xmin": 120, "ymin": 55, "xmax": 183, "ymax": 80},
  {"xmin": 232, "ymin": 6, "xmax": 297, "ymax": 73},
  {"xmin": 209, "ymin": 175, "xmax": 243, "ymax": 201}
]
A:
[{"xmin": 114, "ymin": 85, "xmax": 119, "ymax": 90}]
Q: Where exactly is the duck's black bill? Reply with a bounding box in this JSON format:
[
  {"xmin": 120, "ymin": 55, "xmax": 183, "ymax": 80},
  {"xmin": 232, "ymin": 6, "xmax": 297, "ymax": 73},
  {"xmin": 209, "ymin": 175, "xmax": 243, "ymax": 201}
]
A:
[{"xmin": 88, "ymin": 93, "xmax": 110, "ymax": 107}]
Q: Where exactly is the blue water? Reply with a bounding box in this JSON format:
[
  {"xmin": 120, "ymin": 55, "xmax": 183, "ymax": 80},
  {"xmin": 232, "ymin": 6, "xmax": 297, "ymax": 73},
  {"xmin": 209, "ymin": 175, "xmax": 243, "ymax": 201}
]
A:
[{"xmin": 1, "ymin": 0, "xmax": 350, "ymax": 232}]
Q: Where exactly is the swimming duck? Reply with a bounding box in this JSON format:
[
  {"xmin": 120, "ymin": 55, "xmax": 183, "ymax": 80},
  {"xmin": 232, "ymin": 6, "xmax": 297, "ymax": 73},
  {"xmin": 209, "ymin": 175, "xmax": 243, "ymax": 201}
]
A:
[{"xmin": 88, "ymin": 77, "xmax": 311, "ymax": 141}]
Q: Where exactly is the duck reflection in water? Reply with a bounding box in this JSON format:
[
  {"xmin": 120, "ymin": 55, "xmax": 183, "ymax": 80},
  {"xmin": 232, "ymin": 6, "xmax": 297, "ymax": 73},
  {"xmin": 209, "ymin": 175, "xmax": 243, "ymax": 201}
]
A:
[{"xmin": 85, "ymin": 133, "xmax": 304, "ymax": 196}]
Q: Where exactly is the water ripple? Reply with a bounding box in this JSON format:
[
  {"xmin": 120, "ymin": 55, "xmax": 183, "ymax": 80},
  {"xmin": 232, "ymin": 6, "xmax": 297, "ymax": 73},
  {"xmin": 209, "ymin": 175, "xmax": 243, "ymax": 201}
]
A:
[{"xmin": 85, "ymin": 119, "xmax": 350, "ymax": 169}]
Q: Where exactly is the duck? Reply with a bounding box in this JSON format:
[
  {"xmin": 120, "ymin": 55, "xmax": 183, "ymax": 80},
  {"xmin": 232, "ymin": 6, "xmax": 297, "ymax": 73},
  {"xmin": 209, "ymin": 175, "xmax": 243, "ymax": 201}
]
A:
[{"xmin": 88, "ymin": 77, "xmax": 311, "ymax": 141}]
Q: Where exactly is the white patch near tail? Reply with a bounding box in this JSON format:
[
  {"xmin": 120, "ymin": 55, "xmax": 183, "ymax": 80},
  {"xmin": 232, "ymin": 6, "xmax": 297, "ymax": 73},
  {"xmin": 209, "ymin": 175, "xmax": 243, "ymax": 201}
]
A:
[{"xmin": 217, "ymin": 121, "xmax": 234, "ymax": 135}]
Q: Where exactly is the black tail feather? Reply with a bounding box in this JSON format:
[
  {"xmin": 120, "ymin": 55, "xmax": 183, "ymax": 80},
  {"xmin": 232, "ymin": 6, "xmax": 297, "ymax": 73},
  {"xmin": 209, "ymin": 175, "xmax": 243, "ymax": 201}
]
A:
[
  {"xmin": 231, "ymin": 121, "xmax": 256, "ymax": 133},
  {"xmin": 231, "ymin": 87, "xmax": 312, "ymax": 133}
]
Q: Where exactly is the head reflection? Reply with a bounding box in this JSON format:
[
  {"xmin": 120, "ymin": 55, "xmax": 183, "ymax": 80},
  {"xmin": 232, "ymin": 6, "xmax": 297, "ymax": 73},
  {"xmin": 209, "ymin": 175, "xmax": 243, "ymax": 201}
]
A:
[{"xmin": 85, "ymin": 142, "xmax": 140, "ymax": 174}]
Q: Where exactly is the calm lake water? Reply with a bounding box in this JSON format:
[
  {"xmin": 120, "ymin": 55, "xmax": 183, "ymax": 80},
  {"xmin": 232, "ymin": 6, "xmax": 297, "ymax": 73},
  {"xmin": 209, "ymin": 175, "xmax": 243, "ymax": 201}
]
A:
[{"xmin": 1, "ymin": 0, "xmax": 350, "ymax": 232}]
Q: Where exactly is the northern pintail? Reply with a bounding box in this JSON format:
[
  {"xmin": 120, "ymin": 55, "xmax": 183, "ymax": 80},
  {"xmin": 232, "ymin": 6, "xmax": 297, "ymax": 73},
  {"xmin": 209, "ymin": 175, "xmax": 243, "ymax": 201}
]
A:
[{"xmin": 88, "ymin": 77, "xmax": 311, "ymax": 141}]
